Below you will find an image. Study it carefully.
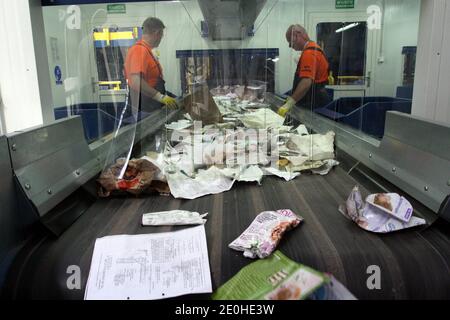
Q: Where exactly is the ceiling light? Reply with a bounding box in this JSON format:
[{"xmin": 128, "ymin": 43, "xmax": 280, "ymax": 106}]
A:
[{"xmin": 335, "ymin": 22, "xmax": 360, "ymax": 33}]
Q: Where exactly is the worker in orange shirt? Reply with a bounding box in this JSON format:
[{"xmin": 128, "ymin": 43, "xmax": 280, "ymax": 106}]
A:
[
  {"xmin": 124, "ymin": 17, "xmax": 177, "ymax": 114},
  {"xmin": 278, "ymin": 24, "xmax": 331, "ymax": 117}
]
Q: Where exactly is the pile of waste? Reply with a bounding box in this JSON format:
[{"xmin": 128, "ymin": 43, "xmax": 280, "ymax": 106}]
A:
[{"xmin": 98, "ymin": 94, "xmax": 339, "ymax": 199}]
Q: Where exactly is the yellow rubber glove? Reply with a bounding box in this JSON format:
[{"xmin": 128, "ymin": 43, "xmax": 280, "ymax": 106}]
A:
[
  {"xmin": 161, "ymin": 95, "xmax": 178, "ymax": 109},
  {"xmin": 277, "ymin": 96, "xmax": 296, "ymax": 117},
  {"xmin": 155, "ymin": 92, "xmax": 178, "ymax": 109}
]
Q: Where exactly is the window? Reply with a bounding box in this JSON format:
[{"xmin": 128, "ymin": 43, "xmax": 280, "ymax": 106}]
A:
[
  {"xmin": 317, "ymin": 22, "xmax": 367, "ymax": 85},
  {"xmin": 93, "ymin": 27, "xmax": 142, "ymax": 90}
]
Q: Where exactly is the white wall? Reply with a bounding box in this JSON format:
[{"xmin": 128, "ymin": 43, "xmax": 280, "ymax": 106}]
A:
[
  {"xmin": 43, "ymin": 6, "xmax": 74, "ymax": 109},
  {"xmin": 374, "ymin": 0, "xmax": 420, "ymax": 97},
  {"xmin": 412, "ymin": 0, "xmax": 450, "ymax": 124},
  {"xmin": 0, "ymin": 0, "xmax": 44, "ymax": 133}
]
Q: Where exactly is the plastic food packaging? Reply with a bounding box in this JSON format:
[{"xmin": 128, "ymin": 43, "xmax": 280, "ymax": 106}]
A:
[
  {"xmin": 366, "ymin": 193, "xmax": 413, "ymax": 222},
  {"xmin": 339, "ymin": 186, "xmax": 426, "ymax": 233},
  {"xmin": 307, "ymin": 275, "xmax": 357, "ymax": 300},
  {"xmin": 142, "ymin": 210, "xmax": 208, "ymax": 226},
  {"xmin": 97, "ymin": 158, "xmax": 158, "ymax": 197},
  {"xmin": 212, "ymin": 251, "xmax": 328, "ymax": 300},
  {"xmin": 229, "ymin": 209, "xmax": 303, "ymax": 259}
]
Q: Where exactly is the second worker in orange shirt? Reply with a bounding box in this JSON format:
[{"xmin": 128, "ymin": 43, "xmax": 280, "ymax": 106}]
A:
[
  {"xmin": 124, "ymin": 17, "xmax": 177, "ymax": 114},
  {"xmin": 278, "ymin": 24, "xmax": 331, "ymax": 117}
]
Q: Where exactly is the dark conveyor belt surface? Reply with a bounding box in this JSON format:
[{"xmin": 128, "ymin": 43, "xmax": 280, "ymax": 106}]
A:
[{"xmin": 3, "ymin": 165, "xmax": 450, "ymax": 300}]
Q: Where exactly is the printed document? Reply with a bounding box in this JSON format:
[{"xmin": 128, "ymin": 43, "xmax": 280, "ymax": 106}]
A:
[{"xmin": 84, "ymin": 225, "xmax": 212, "ymax": 300}]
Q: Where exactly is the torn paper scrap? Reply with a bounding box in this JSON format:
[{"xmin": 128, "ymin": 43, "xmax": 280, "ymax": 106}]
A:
[
  {"xmin": 142, "ymin": 153, "xmax": 166, "ymax": 182},
  {"xmin": 339, "ymin": 186, "xmax": 426, "ymax": 233},
  {"xmin": 284, "ymin": 155, "xmax": 309, "ymax": 167},
  {"xmin": 295, "ymin": 125, "xmax": 309, "ymax": 136},
  {"xmin": 237, "ymin": 165, "xmax": 264, "ymax": 184},
  {"xmin": 310, "ymin": 159, "xmax": 340, "ymax": 176},
  {"xmin": 287, "ymin": 131, "xmax": 335, "ymax": 161},
  {"xmin": 238, "ymin": 108, "xmax": 285, "ymax": 129},
  {"xmin": 264, "ymin": 167, "xmax": 300, "ymax": 181},
  {"xmin": 289, "ymin": 160, "xmax": 324, "ymax": 172},
  {"xmin": 219, "ymin": 165, "xmax": 263, "ymax": 184},
  {"xmin": 229, "ymin": 209, "xmax": 303, "ymax": 259},
  {"xmin": 142, "ymin": 210, "xmax": 208, "ymax": 226},
  {"xmin": 167, "ymin": 166, "xmax": 235, "ymax": 199},
  {"xmin": 84, "ymin": 225, "xmax": 212, "ymax": 300},
  {"xmin": 165, "ymin": 119, "xmax": 193, "ymax": 131}
]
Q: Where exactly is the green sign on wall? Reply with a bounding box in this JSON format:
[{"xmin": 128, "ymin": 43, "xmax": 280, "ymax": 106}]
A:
[
  {"xmin": 336, "ymin": 0, "xmax": 355, "ymax": 9},
  {"xmin": 107, "ymin": 4, "xmax": 126, "ymax": 14}
]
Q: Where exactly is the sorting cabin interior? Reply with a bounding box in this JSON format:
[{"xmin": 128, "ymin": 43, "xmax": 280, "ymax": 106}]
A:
[{"xmin": 0, "ymin": 0, "xmax": 449, "ymax": 300}]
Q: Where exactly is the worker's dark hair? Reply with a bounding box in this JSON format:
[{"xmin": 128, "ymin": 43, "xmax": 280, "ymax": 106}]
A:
[{"xmin": 142, "ymin": 17, "xmax": 165, "ymax": 34}]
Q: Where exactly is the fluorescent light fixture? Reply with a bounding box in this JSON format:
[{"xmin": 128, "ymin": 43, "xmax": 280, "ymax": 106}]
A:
[
  {"xmin": 266, "ymin": 57, "xmax": 279, "ymax": 62},
  {"xmin": 335, "ymin": 22, "xmax": 359, "ymax": 33}
]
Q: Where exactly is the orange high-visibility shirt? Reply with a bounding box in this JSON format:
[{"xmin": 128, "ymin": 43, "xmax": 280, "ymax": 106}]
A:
[
  {"xmin": 297, "ymin": 41, "xmax": 329, "ymax": 84},
  {"xmin": 124, "ymin": 40, "xmax": 163, "ymax": 89}
]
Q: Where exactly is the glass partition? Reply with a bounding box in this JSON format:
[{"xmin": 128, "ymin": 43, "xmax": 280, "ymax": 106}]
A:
[{"xmin": 41, "ymin": 0, "xmax": 421, "ymax": 187}]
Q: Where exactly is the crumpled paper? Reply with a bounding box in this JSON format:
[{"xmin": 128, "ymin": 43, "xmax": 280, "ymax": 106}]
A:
[
  {"xmin": 287, "ymin": 131, "xmax": 335, "ymax": 161},
  {"xmin": 220, "ymin": 165, "xmax": 264, "ymax": 184},
  {"xmin": 264, "ymin": 167, "xmax": 301, "ymax": 181},
  {"xmin": 142, "ymin": 210, "xmax": 208, "ymax": 226},
  {"xmin": 167, "ymin": 166, "xmax": 235, "ymax": 199},
  {"xmin": 339, "ymin": 186, "xmax": 426, "ymax": 233},
  {"xmin": 165, "ymin": 119, "xmax": 193, "ymax": 131},
  {"xmin": 238, "ymin": 108, "xmax": 285, "ymax": 129},
  {"xmin": 310, "ymin": 159, "xmax": 340, "ymax": 175}
]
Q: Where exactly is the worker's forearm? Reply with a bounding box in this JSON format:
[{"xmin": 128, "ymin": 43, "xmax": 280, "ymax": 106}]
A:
[{"xmin": 291, "ymin": 78, "xmax": 313, "ymax": 103}]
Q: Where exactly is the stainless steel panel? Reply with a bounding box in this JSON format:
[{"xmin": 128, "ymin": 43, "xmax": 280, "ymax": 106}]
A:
[
  {"xmin": 8, "ymin": 117, "xmax": 94, "ymax": 217},
  {"xmin": 31, "ymin": 158, "xmax": 100, "ymax": 215},
  {"xmin": 8, "ymin": 109, "xmax": 178, "ymax": 217},
  {"xmin": 15, "ymin": 140, "xmax": 92, "ymax": 199},
  {"xmin": 385, "ymin": 112, "xmax": 450, "ymax": 162},
  {"xmin": 7, "ymin": 117, "xmax": 86, "ymax": 170},
  {"xmin": 0, "ymin": 136, "xmax": 19, "ymax": 262},
  {"xmin": 198, "ymin": 0, "xmax": 267, "ymax": 40}
]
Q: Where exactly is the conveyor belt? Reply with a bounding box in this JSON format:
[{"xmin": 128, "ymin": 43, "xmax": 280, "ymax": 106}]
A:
[{"xmin": 2, "ymin": 165, "xmax": 450, "ymax": 300}]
